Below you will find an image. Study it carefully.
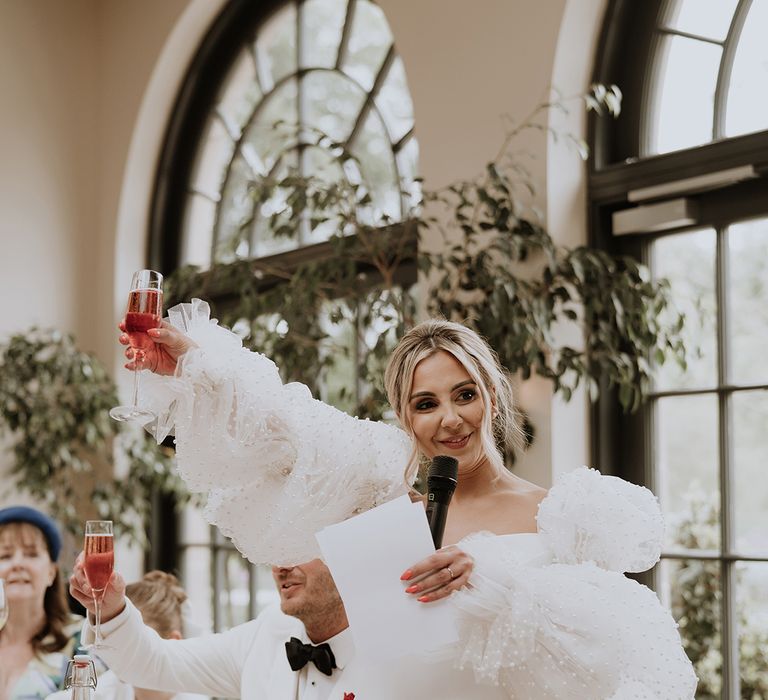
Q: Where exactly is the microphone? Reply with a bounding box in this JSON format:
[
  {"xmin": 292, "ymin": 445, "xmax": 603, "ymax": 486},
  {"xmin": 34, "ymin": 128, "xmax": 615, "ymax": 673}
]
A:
[{"xmin": 425, "ymin": 455, "xmax": 459, "ymax": 549}]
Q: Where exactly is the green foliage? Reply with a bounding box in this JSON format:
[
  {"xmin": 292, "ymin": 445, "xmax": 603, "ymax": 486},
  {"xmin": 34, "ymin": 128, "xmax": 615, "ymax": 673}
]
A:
[
  {"xmin": 0, "ymin": 329, "xmax": 187, "ymax": 544},
  {"xmin": 669, "ymin": 490, "xmax": 768, "ymax": 698},
  {"xmin": 167, "ymin": 84, "xmax": 684, "ymax": 424}
]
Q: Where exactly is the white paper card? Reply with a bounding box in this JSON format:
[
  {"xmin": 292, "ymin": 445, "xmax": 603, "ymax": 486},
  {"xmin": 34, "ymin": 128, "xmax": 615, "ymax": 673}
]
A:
[{"xmin": 315, "ymin": 495, "xmax": 459, "ymax": 661}]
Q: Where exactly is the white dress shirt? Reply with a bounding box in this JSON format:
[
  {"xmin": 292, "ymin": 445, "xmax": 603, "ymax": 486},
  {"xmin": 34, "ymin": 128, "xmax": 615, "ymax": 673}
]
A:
[{"xmin": 295, "ymin": 628, "xmax": 355, "ymax": 700}]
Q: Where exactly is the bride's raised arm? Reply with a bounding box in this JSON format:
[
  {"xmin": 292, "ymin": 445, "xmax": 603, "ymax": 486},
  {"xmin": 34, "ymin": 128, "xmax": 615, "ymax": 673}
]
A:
[{"xmin": 130, "ymin": 298, "xmax": 412, "ymax": 565}]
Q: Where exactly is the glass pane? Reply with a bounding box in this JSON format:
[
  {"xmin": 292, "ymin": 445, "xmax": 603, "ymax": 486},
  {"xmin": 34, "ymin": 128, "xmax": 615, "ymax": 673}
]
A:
[
  {"xmin": 725, "ymin": 0, "xmax": 768, "ymax": 138},
  {"xmin": 302, "ymin": 145, "xmax": 348, "ymax": 246},
  {"xmin": 342, "ymin": 0, "xmax": 392, "ymax": 91},
  {"xmin": 656, "ymin": 395, "xmax": 720, "ymax": 550},
  {"xmin": 217, "ymin": 549, "xmax": 252, "ymax": 630},
  {"xmin": 244, "ymin": 80, "xmax": 298, "ymax": 173},
  {"xmin": 736, "ymin": 561, "xmax": 768, "ymax": 696},
  {"xmin": 648, "ymin": 35, "xmax": 721, "ymax": 155},
  {"xmin": 663, "ymin": 0, "xmax": 738, "ymax": 41},
  {"xmin": 658, "ymin": 558, "xmax": 722, "ymax": 698},
  {"xmin": 301, "ymin": 0, "xmax": 347, "ymax": 69},
  {"xmin": 215, "ymin": 154, "xmax": 257, "ymax": 263},
  {"xmin": 375, "ymin": 56, "xmax": 414, "ymax": 144},
  {"xmin": 303, "ymin": 70, "xmax": 366, "ymax": 143},
  {"xmin": 318, "ymin": 301, "xmax": 357, "ymax": 413},
  {"xmin": 728, "ymin": 218, "xmax": 768, "ymax": 384},
  {"xmin": 732, "ymin": 391, "xmax": 768, "ymax": 554},
  {"xmin": 395, "ymin": 135, "xmax": 421, "ymax": 214},
  {"xmin": 349, "ymin": 108, "xmax": 400, "ymax": 224},
  {"xmin": 180, "ymin": 545, "xmax": 213, "ymax": 634},
  {"xmin": 250, "ymin": 149, "xmax": 301, "ymax": 257},
  {"xmin": 653, "ymin": 229, "xmax": 717, "ymax": 391},
  {"xmin": 255, "ymin": 4, "xmax": 296, "ymax": 91},
  {"xmin": 725, "ymin": 0, "xmax": 768, "ymax": 136},
  {"xmin": 180, "ymin": 193, "xmax": 215, "ymax": 268},
  {"xmin": 189, "ymin": 117, "xmax": 235, "ymax": 200},
  {"xmin": 216, "ymin": 50, "xmax": 263, "ymax": 133}
]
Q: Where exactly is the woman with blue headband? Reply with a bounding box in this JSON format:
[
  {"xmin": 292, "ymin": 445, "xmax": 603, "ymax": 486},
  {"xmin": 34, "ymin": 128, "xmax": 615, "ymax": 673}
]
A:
[{"xmin": 0, "ymin": 506, "xmax": 83, "ymax": 699}]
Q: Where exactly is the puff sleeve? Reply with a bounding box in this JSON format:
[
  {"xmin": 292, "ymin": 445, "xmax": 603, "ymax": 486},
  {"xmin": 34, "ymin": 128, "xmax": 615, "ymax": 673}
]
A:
[
  {"xmin": 447, "ymin": 470, "xmax": 697, "ymax": 699},
  {"xmin": 138, "ymin": 299, "xmax": 413, "ymax": 565},
  {"xmin": 536, "ymin": 466, "xmax": 664, "ymax": 573}
]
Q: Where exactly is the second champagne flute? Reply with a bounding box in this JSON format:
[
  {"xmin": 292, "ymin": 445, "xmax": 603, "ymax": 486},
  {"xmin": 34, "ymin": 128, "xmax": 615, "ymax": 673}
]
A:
[
  {"xmin": 109, "ymin": 269, "xmax": 163, "ymax": 424},
  {"xmin": 83, "ymin": 520, "xmax": 114, "ymax": 649}
]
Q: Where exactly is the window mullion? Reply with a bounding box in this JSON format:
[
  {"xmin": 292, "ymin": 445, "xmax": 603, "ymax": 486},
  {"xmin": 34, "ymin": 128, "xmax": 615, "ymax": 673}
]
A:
[
  {"xmin": 714, "ymin": 0, "xmax": 754, "ymax": 139},
  {"xmin": 344, "ymin": 44, "xmax": 396, "ymax": 150},
  {"xmin": 716, "ymin": 224, "xmax": 740, "ymax": 699},
  {"xmin": 335, "ymin": 0, "xmax": 356, "ymax": 70},
  {"xmin": 296, "ymin": 0, "xmax": 309, "ymax": 245}
]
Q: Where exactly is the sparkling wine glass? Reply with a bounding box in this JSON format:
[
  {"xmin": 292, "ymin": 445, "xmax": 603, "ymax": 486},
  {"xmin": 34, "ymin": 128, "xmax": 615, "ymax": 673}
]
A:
[
  {"xmin": 109, "ymin": 269, "xmax": 163, "ymax": 423},
  {"xmin": 83, "ymin": 520, "xmax": 114, "ymax": 649},
  {"xmin": 0, "ymin": 579, "xmax": 8, "ymax": 631}
]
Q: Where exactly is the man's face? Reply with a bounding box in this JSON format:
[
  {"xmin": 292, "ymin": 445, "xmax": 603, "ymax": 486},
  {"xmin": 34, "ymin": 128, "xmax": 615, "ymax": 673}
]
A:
[{"xmin": 271, "ymin": 558, "xmax": 343, "ymax": 623}]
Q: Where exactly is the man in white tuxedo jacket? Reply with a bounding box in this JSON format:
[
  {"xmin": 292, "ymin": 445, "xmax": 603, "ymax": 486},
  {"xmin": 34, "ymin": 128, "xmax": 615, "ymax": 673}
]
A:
[{"xmin": 71, "ymin": 557, "xmax": 505, "ymax": 700}]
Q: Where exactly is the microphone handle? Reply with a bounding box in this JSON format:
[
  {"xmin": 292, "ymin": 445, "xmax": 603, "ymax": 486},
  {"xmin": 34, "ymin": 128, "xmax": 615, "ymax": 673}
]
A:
[{"xmin": 426, "ymin": 501, "xmax": 448, "ymax": 549}]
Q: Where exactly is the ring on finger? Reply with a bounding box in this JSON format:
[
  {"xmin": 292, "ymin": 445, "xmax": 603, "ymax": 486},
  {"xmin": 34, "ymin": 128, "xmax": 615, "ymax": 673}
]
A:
[{"xmin": 445, "ymin": 566, "xmax": 456, "ymax": 580}]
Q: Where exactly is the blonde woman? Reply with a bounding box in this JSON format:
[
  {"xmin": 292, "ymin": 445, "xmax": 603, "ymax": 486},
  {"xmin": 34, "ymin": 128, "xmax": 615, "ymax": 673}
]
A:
[{"xmin": 121, "ymin": 299, "xmax": 697, "ymax": 699}]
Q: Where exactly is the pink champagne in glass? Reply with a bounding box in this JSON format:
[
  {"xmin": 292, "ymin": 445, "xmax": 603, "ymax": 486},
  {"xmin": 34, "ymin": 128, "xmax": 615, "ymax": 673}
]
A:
[
  {"xmin": 110, "ymin": 269, "xmax": 163, "ymax": 423},
  {"xmin": 84, "ymin": 532, "xmax": 114, "ymax": 593},
  {"xmin": 83, "ymin": 520, "xmax": 114, "ymax": 649},
  {"xmin": 124, "ymin": 288, "xmax": 163, "ymax": 333}
]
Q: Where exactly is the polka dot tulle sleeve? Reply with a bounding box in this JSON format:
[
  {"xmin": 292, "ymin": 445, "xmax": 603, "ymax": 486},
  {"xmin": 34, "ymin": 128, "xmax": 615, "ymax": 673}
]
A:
[
  {"xmin": 536, "ymin": 466, "xmax": 664, "ymax": 573},
  {"xmin": 449, "ymin": 472, "xmax": 697, "ymax": 699},
  {"xmin": 139, "ymin": 299, "xmax": 412, "ymax": 565}
]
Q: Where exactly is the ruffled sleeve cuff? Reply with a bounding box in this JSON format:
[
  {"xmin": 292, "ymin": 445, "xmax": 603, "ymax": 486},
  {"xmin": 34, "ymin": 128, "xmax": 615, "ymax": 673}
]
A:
[{"xmin": 536, "ymin": 466, "xmax": 664, "ymax": 573}]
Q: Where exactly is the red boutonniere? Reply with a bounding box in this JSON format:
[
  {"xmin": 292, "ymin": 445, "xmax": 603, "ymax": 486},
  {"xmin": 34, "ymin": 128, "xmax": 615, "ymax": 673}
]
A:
[{"xmin": 343, "ymin": 693, "xmax": 355, "ymax": 700}]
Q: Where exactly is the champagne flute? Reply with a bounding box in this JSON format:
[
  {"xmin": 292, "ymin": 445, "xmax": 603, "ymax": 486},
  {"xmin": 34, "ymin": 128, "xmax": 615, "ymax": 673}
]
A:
[
  {"xmin": 110, "ymin": 269, "xmax": 163, "ymax": 423},
  {"xmin": 83, "ymin": 520, "xmax": 114, "ymax": 649},
  {"xmin": 0, "ymin": 579, "xmax": 8, "ymax": 631}
]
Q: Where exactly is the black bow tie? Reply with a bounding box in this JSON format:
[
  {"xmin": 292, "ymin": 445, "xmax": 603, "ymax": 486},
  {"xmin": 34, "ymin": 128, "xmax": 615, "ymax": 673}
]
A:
[{"xmin": 284, "ymin": 637, "xmax": 337, "ymax": 676}]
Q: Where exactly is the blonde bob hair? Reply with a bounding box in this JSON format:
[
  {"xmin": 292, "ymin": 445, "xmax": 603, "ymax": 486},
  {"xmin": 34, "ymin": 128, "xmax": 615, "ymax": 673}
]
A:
[
  {"xmin": 125, "ymin": 570, "xmax": 187, "ymax": 639},
  {"xmin": 384, "ymin": 319, "xmax": 519, "ymax": 486}
]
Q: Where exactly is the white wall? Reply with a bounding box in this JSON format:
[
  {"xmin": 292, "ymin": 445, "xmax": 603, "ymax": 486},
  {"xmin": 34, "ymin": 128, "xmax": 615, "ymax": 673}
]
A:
[
  {"xmin": 0, "ymin": 0, "xmax": 97, "ymax": 340},
  {"xmin": 0, "ymin": 1, "xmax": 186, "ymax": 521},
  {"xmin": 0, "ymin": 0, "xmax": 607, "ymax": 506}
]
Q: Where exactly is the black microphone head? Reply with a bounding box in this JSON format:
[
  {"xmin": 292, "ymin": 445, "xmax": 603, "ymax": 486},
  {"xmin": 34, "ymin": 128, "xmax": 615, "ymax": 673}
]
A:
[{"xmin": 428, "ymin": 455, "xmax": 458, "ymax": 481}]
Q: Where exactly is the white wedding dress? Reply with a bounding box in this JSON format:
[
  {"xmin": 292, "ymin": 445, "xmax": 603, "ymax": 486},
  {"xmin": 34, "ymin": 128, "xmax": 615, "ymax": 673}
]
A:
[{"xmin": 138, "ymin": 299, "xmax": 697, "ymax": 699}]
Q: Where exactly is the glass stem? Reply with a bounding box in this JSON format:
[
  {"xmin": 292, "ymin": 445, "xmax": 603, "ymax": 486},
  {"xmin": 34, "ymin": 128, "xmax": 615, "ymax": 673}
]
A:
[
  {"xmin": 130, "ymin": 363, "xmax": 141, "ymax": 409},
  {"xmin": 93, "ymin": 594, "xmax": 103, "ymax": 645}
]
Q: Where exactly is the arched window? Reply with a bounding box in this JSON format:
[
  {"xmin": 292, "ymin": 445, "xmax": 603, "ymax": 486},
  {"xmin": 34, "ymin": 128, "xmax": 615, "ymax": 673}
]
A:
[
  {"xmin": 592, "ymin": 1, "xmax": 768, "ymax": 696},
  {"xmin": 147, "ymin": 0, "xmax": 418, "ymax": 631},
  {"xmin": 151, "ymin": 0, "xmax": 417, "ymax": 271}
]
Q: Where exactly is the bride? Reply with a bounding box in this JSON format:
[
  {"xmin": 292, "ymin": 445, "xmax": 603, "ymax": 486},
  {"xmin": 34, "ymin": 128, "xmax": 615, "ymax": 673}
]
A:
[{"xmin": 124, "ymin": 299, "xmax": 697, "ymax": 699}]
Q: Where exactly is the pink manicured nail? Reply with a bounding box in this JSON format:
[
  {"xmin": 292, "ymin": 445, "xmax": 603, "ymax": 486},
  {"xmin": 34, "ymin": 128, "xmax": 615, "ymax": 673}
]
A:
[
  {"xmin": 405, "ymin": 585, "xmax": 420, "ymax": 594},
  {"xmin": 417, "ymin": 595, "xmax": 429, "ymax": 603},
  {"xmin": 400, "ymin": 570, "xmax": 413, "ymax": 581}
]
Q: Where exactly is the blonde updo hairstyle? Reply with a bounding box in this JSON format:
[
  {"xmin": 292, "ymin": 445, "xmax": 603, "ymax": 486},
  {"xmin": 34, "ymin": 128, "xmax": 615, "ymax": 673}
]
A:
[
  {"xmin": 125, "ymin": 571, "xmax": 187, "ymax": 639},
  {"xmin": 384, "ymin": 319, "xmax": 520, "ymax": 486}
]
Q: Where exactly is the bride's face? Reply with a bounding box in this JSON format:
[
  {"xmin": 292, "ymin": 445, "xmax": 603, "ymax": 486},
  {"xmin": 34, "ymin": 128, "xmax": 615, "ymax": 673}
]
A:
[{"xmin": 406, "ymin": 350, "xmax": 488, "ymax": 472}]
